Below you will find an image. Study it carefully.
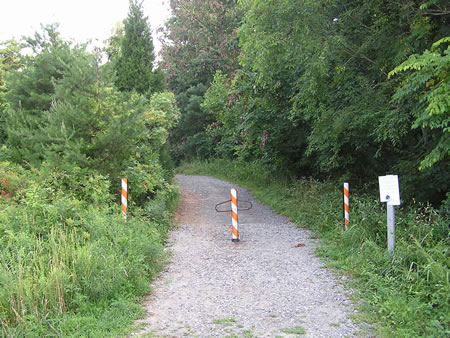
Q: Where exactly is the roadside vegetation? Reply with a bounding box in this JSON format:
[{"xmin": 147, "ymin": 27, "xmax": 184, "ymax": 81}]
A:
[
  {"xmin": 178, "ymin": 159, "xmax": 449, "ymax": 337},
  {"xmin": 0, "ymin": 2, "xmax": 179, "ymax": 336},
  {"xmin": 166, "ymin": 0, "xmax": 449, "ymax": 208},
  {"xmin": 0, "ymin": 160, "xmax": 177, "ymax": 336}
]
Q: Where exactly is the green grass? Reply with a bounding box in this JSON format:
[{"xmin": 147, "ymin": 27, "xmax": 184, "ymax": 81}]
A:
[
  {"xmin": 212, "ymin": 317, "xmax": 236, "ymax": 325},
  {"xmin": 282, "ymin": 325, "xmax": 306, "ymax": 335},
  {"xmin": 0, "ymin": 162, "xmax": 179, "ymax": 336},
  {"xmin": 177, "ymin": 159, "xmax": 449, "ymax": 337},
  {"xmin": 242, "ymin": 329, "xmax": 255, "ymax": 337}
]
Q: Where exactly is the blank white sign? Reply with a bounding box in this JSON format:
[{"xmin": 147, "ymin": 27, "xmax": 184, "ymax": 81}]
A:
[{"xmin": 379, "ymin": 175, "xmax": 400, "ymax": 205}]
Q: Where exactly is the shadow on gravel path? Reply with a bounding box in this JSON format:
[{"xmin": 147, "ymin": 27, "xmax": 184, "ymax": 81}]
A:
[{"xmin": 133, "ymin": 175, "xmax": 363, "ymax": 337}]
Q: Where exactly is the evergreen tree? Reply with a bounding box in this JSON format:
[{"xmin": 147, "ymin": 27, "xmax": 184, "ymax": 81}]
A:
[
  {"xmin": 5, "ymin": 24, "xmax": 75, "ymax": 163},
  {"xmin": 114, "ymin": 0, "xmax": 164, "ymax": 95},
  {"xmin": 5, "ymin": 25, "xmax": 180, "ymax": 195},
  {"xmin": 5, "ymin": 24, "xmax": 70, "ymax": 115}
]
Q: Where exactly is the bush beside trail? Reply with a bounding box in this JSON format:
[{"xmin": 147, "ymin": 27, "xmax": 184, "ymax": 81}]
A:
[{"xmin": 0, "ymin": 160, "xmax": 178, "ymax": 336}]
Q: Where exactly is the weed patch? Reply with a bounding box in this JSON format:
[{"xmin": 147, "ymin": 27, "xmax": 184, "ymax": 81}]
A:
[
  {"xmin": 0, "ymin": 161, "xmax": 178, "ymax": 336},
  {"xmin": 212, "ymin": 317, "xmax": 236, "ymax": 326},
  {"xmin": 282, "ymin": 325, "xmax": 306, "ymax": 335}
]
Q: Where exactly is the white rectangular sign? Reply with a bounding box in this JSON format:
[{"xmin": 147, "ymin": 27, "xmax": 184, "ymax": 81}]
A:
[{"xmin": 378, "ymin": 175, "xmax": 400, "ymax": 205}]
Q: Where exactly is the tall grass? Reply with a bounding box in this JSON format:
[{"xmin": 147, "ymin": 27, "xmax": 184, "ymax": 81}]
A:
[
  {"xmin": 0, "ymin": 162, "xmax": 178, "ymax": 336},
  {"xmin": 177, "ymin": 159, "xmax": 449, "ymax": 337}
]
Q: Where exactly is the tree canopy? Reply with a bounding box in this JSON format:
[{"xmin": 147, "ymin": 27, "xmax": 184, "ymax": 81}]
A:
[
  {"xmin": 182, "ymin": 0, "xmax": 450, "ymax": 204},
  {"xmin": 160, "ymin": 0, "xmax": 242, "ymax": 161}
]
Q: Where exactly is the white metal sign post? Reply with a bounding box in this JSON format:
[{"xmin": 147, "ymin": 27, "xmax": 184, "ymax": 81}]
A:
[
  {"xmin": 378, "ymin": 175, "xmax": 400, "ymax": 255},
  {"xmin": 387, "ymin": 204, "xmax": 395, "ymax": 254}
]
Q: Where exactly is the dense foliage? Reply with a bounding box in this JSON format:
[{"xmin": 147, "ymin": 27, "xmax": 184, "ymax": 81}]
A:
[
  {"xmin": 5, "ymin": 26, "xmax": 179, "ymax": 203},
  {"xmin": 389, "ymin": 36, "xmax": 450, "ymax": 170},
  {"xmin": 0, "ymin": 39, "xmax": 21, "ymax": 142},
  {"xmin": 0, "ymin": 160, "xmax": 177, "ymax": 336},
  {"xmin": 0, "ymin": 6, "xmax": 179, "ymax": 334},
  {"xmin": 160, "ymin": 0, "xmax": 242, "ymax": 160},
  {"xmin": 170, "ymin": 0, "xmax": 450, "ymax": 206}
]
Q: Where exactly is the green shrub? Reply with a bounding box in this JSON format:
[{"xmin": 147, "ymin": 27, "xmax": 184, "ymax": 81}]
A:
[{"xmin": 0, "ymin": 160, "xmax": 178, "ymax": 336}]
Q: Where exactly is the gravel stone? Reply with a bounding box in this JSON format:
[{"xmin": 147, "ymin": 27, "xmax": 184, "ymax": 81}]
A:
[{"xmin": 133, "ymin": 175, "xmax": 365, "ymax": 337}]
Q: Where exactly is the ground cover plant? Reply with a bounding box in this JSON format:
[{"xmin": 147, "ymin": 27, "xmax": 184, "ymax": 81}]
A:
[
  {"xmin": 177, "ymin": 159, "xmax": 449, "ymax": 337},
  {"xmin": 0, "ymin": 160, "xmax": 178, "ymax": 336}
]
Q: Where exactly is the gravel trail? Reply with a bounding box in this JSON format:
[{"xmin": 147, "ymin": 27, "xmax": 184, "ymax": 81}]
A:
[{"xmin": 134, "ymin": 175, "xmax": 363, "ymax": 337}]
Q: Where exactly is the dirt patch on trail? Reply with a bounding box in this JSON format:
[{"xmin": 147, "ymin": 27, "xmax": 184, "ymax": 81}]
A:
[{"xmin": 173, "ymin": 190, "xmax": 203, "ymax": 225}]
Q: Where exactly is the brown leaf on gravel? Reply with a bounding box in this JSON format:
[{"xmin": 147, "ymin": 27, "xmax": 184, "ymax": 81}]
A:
[{"xmin": 292, "ymin": 243, "xmax": 305, "ymax": 248}]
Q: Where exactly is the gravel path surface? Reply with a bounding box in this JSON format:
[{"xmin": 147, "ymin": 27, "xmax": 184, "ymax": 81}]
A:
[{"xmin": 134, "ymin": 175, "xmax": 363, "ymax": 337}]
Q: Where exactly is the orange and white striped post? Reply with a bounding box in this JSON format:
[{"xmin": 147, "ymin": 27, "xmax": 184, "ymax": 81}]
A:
[
  {"xmin": 231, "ymin": 188, "xmax": 239, "ymax": 242},
  {"xmin": 121, "ymin": 178, "xmax": 128, "ymax": 220},
  {"xmin": 343, "ymin": 182, "xmax": 349, "ymax": 229}
]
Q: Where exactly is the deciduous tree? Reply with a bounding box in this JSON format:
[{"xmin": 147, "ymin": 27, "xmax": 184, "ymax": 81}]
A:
[
  {"xmin": 389, "ymin": 37, "xmax": 449, "ymax": 170},
  {"xmin": 160, "ymin": 0, "xmax": 242, "ymax": 161},
  {"xmin": 204, "ymin": 0, "xmax": 449, "ymax": 203}
]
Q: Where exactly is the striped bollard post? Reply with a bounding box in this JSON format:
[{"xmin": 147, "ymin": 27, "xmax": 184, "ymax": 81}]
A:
[
  {"xmin": 231, "ymin": 188, "xmax": 239, "ymax": 242},
  {"xmin": 343, "ymin": 182, "xmax": 349, "ymax": 229},
  {"xmin": 122, "ymin": 178, "xmax": 128, "ymax": 220}
]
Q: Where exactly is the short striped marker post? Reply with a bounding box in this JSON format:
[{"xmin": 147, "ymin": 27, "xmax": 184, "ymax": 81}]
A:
[
  {"xmin": 121, "ymin": 178, "xmax": 128, "ymax": 220},
  {"xmin": 343, "ymin": 182, "xmax": 349, "ymax": 229},
  {"xmin": 231, "ymin": 188, "xmax": 239, "ymax": 242}
]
